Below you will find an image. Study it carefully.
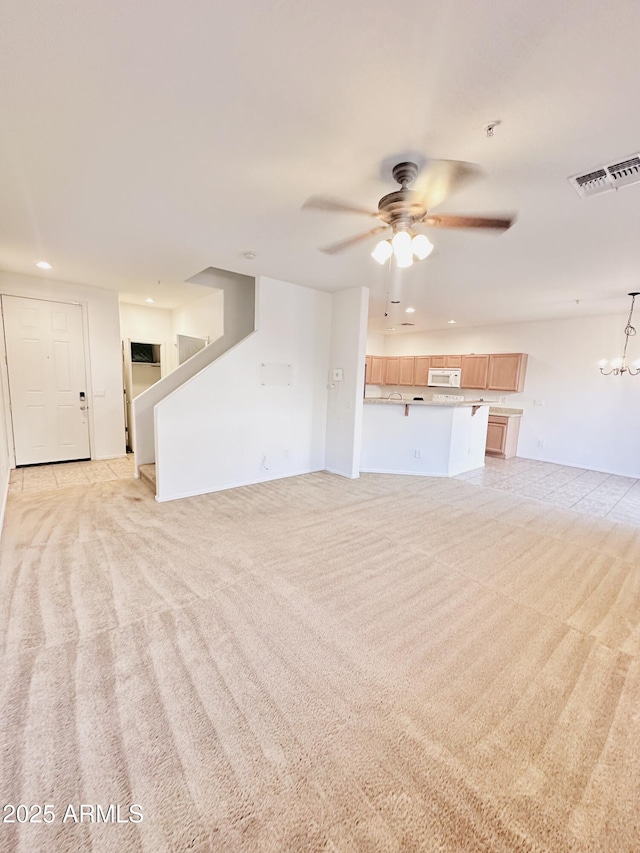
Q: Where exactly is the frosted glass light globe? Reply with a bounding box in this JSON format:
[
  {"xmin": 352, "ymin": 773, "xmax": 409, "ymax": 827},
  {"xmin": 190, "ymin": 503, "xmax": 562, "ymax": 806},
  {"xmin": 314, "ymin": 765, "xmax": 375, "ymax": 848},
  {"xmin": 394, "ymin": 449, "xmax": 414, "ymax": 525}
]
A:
[
  {"xmin": 412, "ymin": 233, "xmax": 433, "ymax": 260},
  {"xmin": 371, "ymin": 240, "xmax": 393, "ymax": 264}
]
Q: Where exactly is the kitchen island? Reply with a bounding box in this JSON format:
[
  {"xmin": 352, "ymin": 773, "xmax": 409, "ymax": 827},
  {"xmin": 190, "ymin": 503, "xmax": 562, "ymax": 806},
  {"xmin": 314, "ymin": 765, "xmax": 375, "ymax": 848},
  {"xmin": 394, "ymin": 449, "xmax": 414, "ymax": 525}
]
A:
[{"xmin": 361, "ymin": 398, "xmax": 490, "ymax": 477}]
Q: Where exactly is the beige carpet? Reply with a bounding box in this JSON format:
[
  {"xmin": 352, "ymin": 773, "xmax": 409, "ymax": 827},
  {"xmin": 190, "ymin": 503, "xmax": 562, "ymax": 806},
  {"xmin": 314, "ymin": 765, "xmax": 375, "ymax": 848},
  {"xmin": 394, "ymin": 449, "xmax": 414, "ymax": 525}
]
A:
[{"xmin": 1, "ymin": 472, "xmax": 640, "ymax": 852}]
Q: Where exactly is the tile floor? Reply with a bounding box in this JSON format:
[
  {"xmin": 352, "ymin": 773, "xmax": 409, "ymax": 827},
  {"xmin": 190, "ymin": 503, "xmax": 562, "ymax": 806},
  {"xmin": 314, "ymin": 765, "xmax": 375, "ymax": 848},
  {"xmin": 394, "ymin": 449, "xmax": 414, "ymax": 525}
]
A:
[
  {"xmin": 7, "ymin": 455, "xmax": 640, "ymax": 526},
  {"xmin": 8, "ymin": 455, "xmax": 136, "ymax": 496},
  {"xmin": 455, "ymin": 456, "xmax": 640, "ymax": 525}
]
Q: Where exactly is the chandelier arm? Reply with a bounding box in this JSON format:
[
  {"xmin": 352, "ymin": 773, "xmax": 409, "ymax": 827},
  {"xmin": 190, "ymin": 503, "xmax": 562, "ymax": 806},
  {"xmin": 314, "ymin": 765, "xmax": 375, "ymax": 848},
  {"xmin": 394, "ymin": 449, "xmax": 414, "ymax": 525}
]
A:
[{"xmin": 602, "ymin": 293, "xmax": 640, "ymax": 377}]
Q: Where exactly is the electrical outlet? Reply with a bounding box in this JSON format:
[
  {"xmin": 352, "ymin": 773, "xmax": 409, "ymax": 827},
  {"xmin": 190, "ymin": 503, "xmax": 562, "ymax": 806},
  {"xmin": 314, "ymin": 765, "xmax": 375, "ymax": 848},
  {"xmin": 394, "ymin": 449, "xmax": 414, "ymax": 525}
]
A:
[
  {"xmin": 538, "ymin": 440, "xmax": 545, "ymax": 447},
  {"xmin": 533, "ymin": 399, "xmax": 545, "ymax": 406},
  {"xmin": 283, "ymin": 449, "xmax": 289, "ymax": 459},
  {"xmin": 414, "ymin": 449, "xmax": 422, "ymax": 459}
]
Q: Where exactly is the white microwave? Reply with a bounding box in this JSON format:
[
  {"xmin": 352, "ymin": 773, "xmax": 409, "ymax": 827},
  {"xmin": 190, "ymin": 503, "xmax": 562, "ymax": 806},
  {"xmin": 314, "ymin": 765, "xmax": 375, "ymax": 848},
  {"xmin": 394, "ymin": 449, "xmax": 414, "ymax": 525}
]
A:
[{"xmin": 427, "ymin": 368, "xmax": 461, "ymax": 388}]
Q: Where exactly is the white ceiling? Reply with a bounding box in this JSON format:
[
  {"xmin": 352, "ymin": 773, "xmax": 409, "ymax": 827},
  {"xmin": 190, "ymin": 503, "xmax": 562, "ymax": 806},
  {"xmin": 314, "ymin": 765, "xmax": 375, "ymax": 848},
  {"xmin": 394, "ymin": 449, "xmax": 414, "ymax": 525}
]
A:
[{"xmin": 2, "ymin": 0, "xmax": 640, "ymax": 330}]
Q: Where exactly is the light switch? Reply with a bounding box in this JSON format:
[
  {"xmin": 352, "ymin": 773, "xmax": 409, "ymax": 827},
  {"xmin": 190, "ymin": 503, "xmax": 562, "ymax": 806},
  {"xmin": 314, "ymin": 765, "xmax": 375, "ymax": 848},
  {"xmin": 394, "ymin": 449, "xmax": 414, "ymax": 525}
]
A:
[{"xmin": 93, "ymin": 389, "xmax": 105, "ymax": 397}]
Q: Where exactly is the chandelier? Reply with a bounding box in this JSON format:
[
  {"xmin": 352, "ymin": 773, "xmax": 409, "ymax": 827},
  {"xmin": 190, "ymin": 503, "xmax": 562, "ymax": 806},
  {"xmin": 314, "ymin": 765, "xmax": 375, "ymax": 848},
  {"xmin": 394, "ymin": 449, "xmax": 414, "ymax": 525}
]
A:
[
  {"xmin": 599, "ymin": 291, "xmax": 640, "ymax": 376},
  {"xmin": 371, "ymin": 230, "xmax": 434, "ymax": 268}
]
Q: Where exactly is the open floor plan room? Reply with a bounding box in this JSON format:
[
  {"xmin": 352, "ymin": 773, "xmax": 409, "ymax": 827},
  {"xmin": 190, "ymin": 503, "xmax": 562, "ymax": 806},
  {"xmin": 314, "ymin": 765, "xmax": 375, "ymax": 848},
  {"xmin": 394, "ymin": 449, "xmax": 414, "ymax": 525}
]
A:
[{"xmin": 1, "ymin": 470, "xmax": 639, "ymax": 852}]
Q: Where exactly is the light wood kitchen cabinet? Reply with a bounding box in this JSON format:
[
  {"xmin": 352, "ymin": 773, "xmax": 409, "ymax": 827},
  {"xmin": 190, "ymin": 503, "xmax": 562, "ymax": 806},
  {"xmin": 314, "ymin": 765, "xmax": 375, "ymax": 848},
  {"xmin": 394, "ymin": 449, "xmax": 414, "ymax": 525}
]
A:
[
  {"xmin": 365, "ymin": 351, "xmax": 529, "ymax": 392},
  {"xmin": 414, "ymin": 356, "xmax": 430, "ymax": 386},
  {"xmin": 430, "ymin": 355, "xmax": 462, "ymax": 369},
  {"xmin": 486, "ymin": 414, "xmax": 521, "ymax": 459},
  {"xmin": 367, "ymin": 355, "xmax": 385, "ymax": 385},
  {"xmin": 384, "ymin": 357, "xmax": 400, "ymax": 385},
  {"xmin": 460, "ymin": 355, "xmax": 490, "ymax": 389},
  {"xmin": 487, "ymin": 353, "xmax": 528, "ymax": 392},
  {"xmin": 398, "ymin": 356, "xmax": 415, "ymax": 385}
]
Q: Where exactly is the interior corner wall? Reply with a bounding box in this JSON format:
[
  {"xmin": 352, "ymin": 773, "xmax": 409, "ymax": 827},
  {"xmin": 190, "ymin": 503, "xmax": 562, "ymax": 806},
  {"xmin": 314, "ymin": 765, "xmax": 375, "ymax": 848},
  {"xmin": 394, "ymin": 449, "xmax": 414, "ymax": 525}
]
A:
[
  {"xmin": 381, "ymin": 314, "xmax": 640, "ymax": 478},
  {"xmin": 325, "ymin": 287, "xmax": 369, "ymax": 478},
  {"xmin": 0, "ymin": 270, "xmax": 126, "ymax": 461},
  {"xmin": 171, "ymin": 289, "xmax": 224, "ymax": 351},
  {"xmin": 154, "ymin": 276, "xmax": 331, "ymax": 501},
  {"xmin": 0, "ymin": 373, "xmax": 10, "ymax": 534}
]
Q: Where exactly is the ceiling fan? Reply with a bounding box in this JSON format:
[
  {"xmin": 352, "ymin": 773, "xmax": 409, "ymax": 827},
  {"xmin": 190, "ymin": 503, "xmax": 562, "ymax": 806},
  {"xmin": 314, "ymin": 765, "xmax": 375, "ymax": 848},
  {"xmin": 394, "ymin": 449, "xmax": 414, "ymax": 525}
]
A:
[{"xmin": 303, "ymin": 160, "xmax": 515, "ymax": 267}]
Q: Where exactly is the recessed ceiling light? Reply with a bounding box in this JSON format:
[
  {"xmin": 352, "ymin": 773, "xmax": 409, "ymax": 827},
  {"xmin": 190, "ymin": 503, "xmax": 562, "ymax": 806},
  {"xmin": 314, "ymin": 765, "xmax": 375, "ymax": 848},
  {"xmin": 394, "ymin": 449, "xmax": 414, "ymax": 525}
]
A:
[
  {"xmin": 145, "ymin": 298, "xmax": 155, "ymax": 304},
  {"xmin": 386, "ymin": 327, "xmax": 396, "ymax": 331},
  {"xmin": 405, "ymin": 307, "xmax": 416, "ymax": 313},
  {"xmin": 448, "ymin": 320, "xmax": 457, "ymax": 324},
  {"xmin": 243, "ymin": 251, "xmax": 257, "ymax": 260},
  {"xmin": 36, "ymin": 261, "xmax": 52, "ymax": 269}
]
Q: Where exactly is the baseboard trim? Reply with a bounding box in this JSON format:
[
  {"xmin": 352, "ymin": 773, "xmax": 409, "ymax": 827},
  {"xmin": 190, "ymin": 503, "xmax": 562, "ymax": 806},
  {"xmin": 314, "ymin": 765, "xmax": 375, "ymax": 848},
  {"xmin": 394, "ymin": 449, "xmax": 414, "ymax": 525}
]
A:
[
  {"xmin": 360, "ymin": 467, "xmax": 452, "ymax": 478},
  {"xmin": 155, "ymin": 467, "xmax": 324, "ymax": 502},
  {"xmin": 324, "ymin": 468, "xmax": 360, "ymax": 479},
  {"xmin": 516, "ymin": 454, "xmax": 639, "ymax": 479},
  {"xmin": 93, "ymin": 453, "xmax": 129, "ymax": 461}
]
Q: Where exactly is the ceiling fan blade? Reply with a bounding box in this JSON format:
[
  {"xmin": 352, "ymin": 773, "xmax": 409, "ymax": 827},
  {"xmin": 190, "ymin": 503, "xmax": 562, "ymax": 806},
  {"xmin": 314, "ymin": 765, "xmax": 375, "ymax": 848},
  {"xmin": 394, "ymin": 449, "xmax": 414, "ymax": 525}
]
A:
[
  {"xmin": 414, "ymin": 159, "xmax": 483, "ymax": 210},
  {"xmin": 422, "ymin": 213, "xmax": 515, "ymax": 231},
  {"xmin": 320, "ymin": 225, "xmax": 390, "ymax": 255},
  {"xmin": 303, "ymin": 195, "xmax": 379, "ymax": 217}
]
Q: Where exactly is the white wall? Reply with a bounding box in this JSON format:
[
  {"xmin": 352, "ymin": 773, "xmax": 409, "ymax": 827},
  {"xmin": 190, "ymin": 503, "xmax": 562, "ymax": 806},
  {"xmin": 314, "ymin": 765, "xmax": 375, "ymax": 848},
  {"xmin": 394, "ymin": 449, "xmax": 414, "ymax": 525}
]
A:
[
  {"xmin": 172, "ymin": 290, "xmax": 224, "ymax": 347},
  {"xmin": 378, "ymin": 315, "xmax": 640, "ymax": 478},
  {"xmin": 154, "ymin": 276, "xmax": 331, "ymax": 501},
  {"xmin": 132, "ymin": 272, "xmax": 255, "ymax": 467},
  {"xmin": 325, "ymin": 288, "xmax": 369, "ymax": 478},
  {"xmin": 0, "ymin": 271, "xmax": 125, "ymax": 461},
  {"xmin": 119, "ymin": 302, "xmax": 173, "ymax": 345},
  {"xmin": 366, "ymin": 331, "xmax": 385, "ymax": 356}
]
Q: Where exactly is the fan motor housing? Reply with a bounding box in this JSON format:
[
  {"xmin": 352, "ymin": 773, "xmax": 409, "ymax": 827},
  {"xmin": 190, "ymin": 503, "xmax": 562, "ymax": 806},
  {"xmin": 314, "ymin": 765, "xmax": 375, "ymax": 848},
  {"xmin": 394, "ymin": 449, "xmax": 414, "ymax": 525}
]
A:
[{"xmin": 377, "ymin": 190, "xmax": 425, "ymax": 227}]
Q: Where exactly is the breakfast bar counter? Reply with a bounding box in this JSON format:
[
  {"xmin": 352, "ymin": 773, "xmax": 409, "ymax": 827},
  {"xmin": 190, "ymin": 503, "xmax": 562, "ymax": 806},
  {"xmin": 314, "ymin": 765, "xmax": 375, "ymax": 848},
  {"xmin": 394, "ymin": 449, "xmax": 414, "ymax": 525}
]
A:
[{"xmin": 360, "ymin": 398, "xmax": 490, "ymax": 477}]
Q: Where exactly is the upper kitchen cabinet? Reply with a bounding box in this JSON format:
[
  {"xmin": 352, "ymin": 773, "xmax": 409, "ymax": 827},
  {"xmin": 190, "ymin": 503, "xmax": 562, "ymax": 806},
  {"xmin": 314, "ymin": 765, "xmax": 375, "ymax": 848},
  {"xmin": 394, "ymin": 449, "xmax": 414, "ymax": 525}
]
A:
[
  {"xmin": 398, "ymin": 356, "xmax": 415, "ymax": 385},
  {"xmin": 430, "ymin": 355, "xmax": 462, "ymax": 369},
  {"xmin": 460, "ymin": 355, "xmax": 490, "ymax": 389},
  {"xmin": 487, "ymin": 353, "xmax": 528, "ymax": 392},
  {"xmin": 367, "ymin": 355, "xmax": 385, "ymax": 385},
  {"xmin": 414, "ymin": 356, "xmax": 430, "ymax": 386},
  {"xmin": 384, "ymin": 357, "xmax": 400, "ymax": 385}
]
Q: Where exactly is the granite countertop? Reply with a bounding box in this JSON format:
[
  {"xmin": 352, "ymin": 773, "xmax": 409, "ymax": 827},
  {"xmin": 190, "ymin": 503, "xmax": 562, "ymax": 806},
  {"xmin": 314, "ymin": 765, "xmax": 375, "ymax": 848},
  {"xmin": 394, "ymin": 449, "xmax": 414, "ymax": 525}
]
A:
[
  {"xmin": 488, "ymin": 406, "xmax": 524, "ymax": 417},
  {"xmin": 364, "ymin": 398, "xmax": 489, "ymax": 408},
  {"xmin": 364, "ymin": 398, "xmax": 525, "ymax": 415}
]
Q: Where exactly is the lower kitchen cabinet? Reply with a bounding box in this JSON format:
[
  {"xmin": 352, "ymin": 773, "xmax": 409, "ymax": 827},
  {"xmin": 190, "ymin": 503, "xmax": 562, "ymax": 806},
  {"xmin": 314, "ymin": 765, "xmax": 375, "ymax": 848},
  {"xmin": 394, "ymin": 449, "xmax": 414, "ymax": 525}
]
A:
[{"xmin": 486, "ymin": 415, "xmax": 521, "ymax": 459}]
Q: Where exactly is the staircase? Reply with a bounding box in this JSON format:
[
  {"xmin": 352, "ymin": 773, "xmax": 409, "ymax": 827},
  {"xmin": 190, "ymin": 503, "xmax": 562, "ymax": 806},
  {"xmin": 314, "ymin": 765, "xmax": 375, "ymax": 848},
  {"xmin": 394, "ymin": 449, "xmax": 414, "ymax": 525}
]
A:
[{"xmin": 139, "ymin": 464, "xmax": 156, "ymax": 495}]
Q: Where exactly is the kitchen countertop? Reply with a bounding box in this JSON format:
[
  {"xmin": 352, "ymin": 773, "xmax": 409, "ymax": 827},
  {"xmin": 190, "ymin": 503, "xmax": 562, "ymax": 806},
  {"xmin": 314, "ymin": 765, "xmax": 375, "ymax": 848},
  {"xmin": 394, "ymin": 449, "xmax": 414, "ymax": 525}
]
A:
[
  {"xmin": 488, "ymin": 406, "xmax": 524, "ymax": 417},
  {"xmin": 364, "ymin": 398, "xmax": 524, "ymax": 416},
  {"xmin": 364, "ymin": 398, "xmax": 489, "ymax": 408}
]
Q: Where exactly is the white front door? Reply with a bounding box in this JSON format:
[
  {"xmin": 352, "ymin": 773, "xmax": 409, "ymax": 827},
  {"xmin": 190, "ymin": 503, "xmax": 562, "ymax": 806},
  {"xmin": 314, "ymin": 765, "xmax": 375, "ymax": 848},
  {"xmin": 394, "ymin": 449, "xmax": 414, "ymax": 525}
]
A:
[{"xmin": 2, "ymin": 295, "xmax": 91, "ymax": 465}]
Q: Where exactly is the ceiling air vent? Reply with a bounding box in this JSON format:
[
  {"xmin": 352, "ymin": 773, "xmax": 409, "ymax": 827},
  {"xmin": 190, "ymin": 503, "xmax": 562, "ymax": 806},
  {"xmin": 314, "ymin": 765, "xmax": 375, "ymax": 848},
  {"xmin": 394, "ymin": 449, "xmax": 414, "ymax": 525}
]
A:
[
  {"xmin": 607, "ymin": 155, "xmax": 640, "ymax": 189},
  {"xmin": 569, "ymin": 153, "xmax": 640, "ymax": 198}
]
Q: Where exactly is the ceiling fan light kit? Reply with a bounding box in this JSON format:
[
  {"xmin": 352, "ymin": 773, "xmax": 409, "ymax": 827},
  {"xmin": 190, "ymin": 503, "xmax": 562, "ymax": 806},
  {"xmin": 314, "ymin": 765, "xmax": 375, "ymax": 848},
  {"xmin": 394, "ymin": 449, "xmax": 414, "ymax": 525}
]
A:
[
  {"xmin": 599, "ymin": 292, "xmax": 640, "ymax": 376},
  {"xmin": 371, "ymin": 232, "xmax": 433, "ymax": 267},
  {"xmin": 305, "ymin": 159, "xmax": 515, "ymax": 264}
]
